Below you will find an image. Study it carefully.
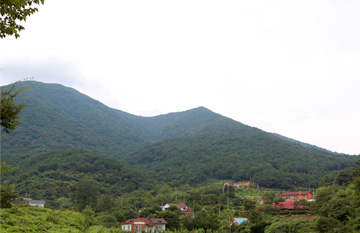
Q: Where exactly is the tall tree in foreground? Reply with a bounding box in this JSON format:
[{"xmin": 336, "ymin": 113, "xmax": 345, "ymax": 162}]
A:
[
  {"xmin": 0, "ymin": 0, "xmax": 45, "ymax": 38},
  {"xmin": 0, "ymin": 81, "xmax": 29, "ymax": 134}
]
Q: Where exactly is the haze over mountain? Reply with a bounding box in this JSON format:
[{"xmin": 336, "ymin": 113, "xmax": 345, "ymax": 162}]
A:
[{"xmin": 1, "ymin": 81, "xmax": 357, "ymax": 190}]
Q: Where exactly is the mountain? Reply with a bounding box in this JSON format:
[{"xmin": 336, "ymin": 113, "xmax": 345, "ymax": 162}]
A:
[
  {"xmin": 1, "ymin": 81, "xmax": 151, "ymax": 159},
  {"xmin": 1, "ymin": 81, "xmax": 358, "ymax": 190},
  {"xmin": 1, "ymin": 81, "xmax": 263, "ymax": 159}
]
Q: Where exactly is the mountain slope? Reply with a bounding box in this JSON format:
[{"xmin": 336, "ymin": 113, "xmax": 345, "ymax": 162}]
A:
[
  {"xmin": 1, "ymin": 81, "xmax": 358, "ymax": 190},
  {"xmin": 2, "ymin": 81, "xmax": 152, "ymax": 158},
  {"xmin": 1, "ymin": 81, "xmax": 264, "ymax": 159},
  {"xmin": 3, "ymin": 149, "xmax": 151, "ymax": 200},
  {"xmin": 125, "ymin": 132, "xmax": 356, "ymax": 189}
]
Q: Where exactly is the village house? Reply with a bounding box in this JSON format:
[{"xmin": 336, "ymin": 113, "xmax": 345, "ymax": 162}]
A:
[
  {"xmin": 23, "ymin": 198, "xmax": 45, "ymax": 208},
  {"xmin": 272, "ymin": 201, "xmax": 312, "ymax": 211},
  {"xmin": 280, "ymin": 191, "xmax": 314, "ymax": 202},
  {"xmin": 229, "ymin": 218, "xmax": 249, "ymax": 226},
  {"xmin": 223, "ymin": 181, "xmax": 251, "ymax": 188},
  {"xmin": 121, "ymin": 218, "xmax": 167, "ymax": 233},
  {"xmin": 162, "ymin": 203, "xmax": 193, "ymax": 214}
]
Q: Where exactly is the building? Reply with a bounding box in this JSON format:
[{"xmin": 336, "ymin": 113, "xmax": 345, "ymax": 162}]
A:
[
  {"xmin": 162, "ymin": 203, "xmax": 193, "ymax": 214},
  {"xmin": 280, "ymin": 191, "xmax": 314, "ymax": 202},
  {"xmin": 122, "ymin": 218, "xmax": 167, "ymax": 233},
  {"xmin": 23, "ymin": 198, "xmax": 45, "ymax": 208},
  {"xmin": 229, "ymin": 218, "xmax": 249, "ymax": 226},
  {"xmin": 271, "ymin": 201, "xmax": 312, "ymax": 210},
  {"xmin": 224, "ymin": 181, "xmax": 251, "ymax": 188}
]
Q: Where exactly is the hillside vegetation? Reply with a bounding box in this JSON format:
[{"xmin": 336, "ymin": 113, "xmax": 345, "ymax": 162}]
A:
[
  {"xmin": 0, "ymin": 207, "xmax": 88, "ymax": 232},
  {"xmin": 126, "ymin": 132, "xmax": 355, "ymax": 189},
  {"xmin": 1, "ymin": 81, "xmax": 357, "ymax": 192},
  {"xmin": 3, "ymin": 149, "xmax": 151, "ymax": 201}
]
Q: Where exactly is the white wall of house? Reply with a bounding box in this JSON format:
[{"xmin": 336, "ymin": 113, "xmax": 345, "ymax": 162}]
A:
[{"xmin": 122, "ymin": 224, "xmax": 131, "ymax": 232}]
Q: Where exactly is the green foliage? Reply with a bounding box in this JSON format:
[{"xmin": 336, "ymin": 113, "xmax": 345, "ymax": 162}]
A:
[
  {"xmin": 314, "ymin": 158, "xmax": 360, "ymax": 231},
  {"xmin": 265, "ymin": 219, "xmax": 316, "ymax": 233},
  {"xmin": 76, "ymin": 177, "xmax": 100, "ymax": 211},
  {"xmin": 3, "ymin": 149, "xmax": 150, "ymax": 201},
  {"xmin": 0, "ymin": 81, "xmax": 29, "ymax": 134},
  {"xmin": 0, "ymin": 181, "xmax": 17, "ymax": 208},
  {"xmin": 155, "ymin": 211, "xmax": 181, "ymax": 231},
  {"xmin": 127, "ymin": 132, "xmax": 355, "ymax": 189},
  {"xmin": 193, "ymin": 209, "xmax": 220, "ymax": 231},
  {"xmin": 0, "ymin": 206, "xmax": 87, "ymax": 232},
  {"xmin": 0, "ymin": 161, "xmax": 17, "ymax": 174},
  {"xmin": 83, "ymin": 205, "xmax": 96, "ymax": 227},
  {"xmin": 0, "ymin": 0, "xmax": 45, "ymax": 38},
  {"xmin": 1, "ymin": 81, "xmax": 357, "ymax": 193}
]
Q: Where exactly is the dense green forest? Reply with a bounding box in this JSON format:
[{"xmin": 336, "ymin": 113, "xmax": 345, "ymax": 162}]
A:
[
  {"xmin": 2, "ymin": 149, "xmax": 151, "ymax": 201},
  {"xmin": 1, "ymin": 81, "xmax": 262, "ymax": 159},
  {"xmin": 126, "ymin": 133, "xmax": 355, "ymax": 189},
  {"xmin": 2, "ymin": 159, "xmax": 360, "ymax": 232},
  {"xmin": 1, "ymin": 81, "xmax": 357, "ymax": 191}
]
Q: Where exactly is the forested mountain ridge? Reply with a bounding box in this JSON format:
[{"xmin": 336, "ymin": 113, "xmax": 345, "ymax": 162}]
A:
[
  {"xmin": 1, "ymin": 81, "xmax": 358, "ymax": 190},
  {"xmin": 1, "ymin": 81, "xmax": 150, "ymax": 158},
  {"xmin": 1, "ymin": 81, "xmax": 264, "ymax": 159}
]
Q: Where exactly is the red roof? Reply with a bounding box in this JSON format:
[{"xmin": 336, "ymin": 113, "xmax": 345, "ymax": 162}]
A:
[
  {"xmin": 272, "ymin": 202, "xmax": 312, "ymax": 210},
  {"xmin": 181, "ymin": 208, "xmax": 194, "ymax": 214},
  {"xmin": 239, "ymin": 210, "xmax": 250, "ymax": 213},
  {"xmin": 280, "ymin": 191, "xmax": 312, "ymax": 196},
  {"xmin": 122, "ymin": 218, "xmax": 167, "ymax": 226},
  {"xmin": 167, "ymin": 203, "xmax": 189, "ymax": 209}
]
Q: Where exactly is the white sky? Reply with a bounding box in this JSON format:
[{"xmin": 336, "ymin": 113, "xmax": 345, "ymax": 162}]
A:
[{"xmin": 1, "ymin": 0, "xmax": 360, "ymax": 155}]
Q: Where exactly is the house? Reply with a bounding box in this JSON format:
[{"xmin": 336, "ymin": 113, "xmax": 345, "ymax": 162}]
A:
[
  {"xmin": 28, "ymin": 200, "xmax": 45, "ymax": 208},
  {"xmin": 271, "ymin": 201, "xmax": 312, "ymax": 210},
  {"xmin": 162, "ymin": 203, "xmax": 193, "ymax": 214},
  {"xmin": 229, "ymin": 217, "xmax": 249, "ymax": 226},
  {"xmin": 24, "ymin": 198, "xmax": 45, "ymax": 208},
  {"xmin": 122, "ymin": 218, "xmax": 167, "ymax": 233},
  {"xmin": 280, "ymin": 191, "xmax": 314, "ymax": 202},
  {"xmin": 224, "ymin": 181, "xmax": 251, "ymax": 188}
]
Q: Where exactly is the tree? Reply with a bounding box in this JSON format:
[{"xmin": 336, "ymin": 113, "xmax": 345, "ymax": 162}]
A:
[
  {"xmin": 83, "ymin": 205, "xmax": 96, "ymax": 227},
  {"xmin": 75, "ymin": 177, "xmax": 99, "ymax": 210},
  {"xmin": 1, "ymin": 81, "xmax": 29, "ymax": 134},
  {"xmin": 0, "ymin": 181, "xmax": 17, "ymax": 208},
  {"xmin": 0, "ymin": 0, "xmax": 45, "ymax": 38},
  {"xmin": 0, "ymin": 162, "xmax": 18, "ymax": 174},
  {"xmin": 194, "ymin": 209, "xmax": 220, "ymax": 231},
  {"xmin": 155, "ymin": 211, "xmax": 180, "ymax": 231},
  {"xmin": 96, "ymin": 194, "xmax": 116, "ymax": 213}
]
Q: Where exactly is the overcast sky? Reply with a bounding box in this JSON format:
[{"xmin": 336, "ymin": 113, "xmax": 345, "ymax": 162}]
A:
[{"xmin": 1, "ymin": 1, "xmax": 359, "ymax": 155}]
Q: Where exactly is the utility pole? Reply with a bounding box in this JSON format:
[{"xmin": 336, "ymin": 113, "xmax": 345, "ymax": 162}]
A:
[
  {"xmin": 175, "ymin": 187, "xmax": 177, "ymax": 201},
  {"xmin": 229, "ymin": 214, "xmax": 232, "ymax": 233}
]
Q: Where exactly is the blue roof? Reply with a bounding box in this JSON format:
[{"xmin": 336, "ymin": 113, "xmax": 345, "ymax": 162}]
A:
[{"xmin": 233, "ymin": 218, "xmax": 249, "ymax": 224}]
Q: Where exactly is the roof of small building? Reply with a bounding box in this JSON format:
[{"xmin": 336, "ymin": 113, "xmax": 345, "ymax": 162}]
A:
[
  {"xmin": 28, "ymin": 200, "xmax": 45, "ymax": 205},
  {"xmin": 122, "ymin": 218, "xmax": 167, "ymax": 226},
  {"xmin": 181, "ymin": 208, "xmax": 194, "ymax": 214},
  {"xmin": 149, "ymin": 218, "xmax": 167, "ymax": 224},
  {"xmin": 272, "ymin": 201, "xmax": 312, "ymax": 210},
  {"xmin": 233, "ymin": 218, "xmax": 249, "ymax": 225},
  {"xmin": 166, "ymin": 203, "xmax": 189, "ymax": 209},
  {"xmin": 239, "ymin": 210, "xmax": 250, "ymax": 213},
  {"xmin": 280, "ymin": 191, "xmax": 312, "ymax": 196}
]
